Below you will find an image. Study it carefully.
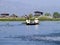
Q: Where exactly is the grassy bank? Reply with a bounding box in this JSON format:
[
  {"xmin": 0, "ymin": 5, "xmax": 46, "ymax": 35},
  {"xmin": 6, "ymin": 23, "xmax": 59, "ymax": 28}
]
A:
[
  {"xmin": 39, "ymin": 18, "xmax": 60, "ymax": 21},
  {"xmin": 0, "ymin": 18, "xmax": 60, "ymax": 21},
  {"xmin": 0, "ymin": 18, "xmax": 25, "ymax": 21}
]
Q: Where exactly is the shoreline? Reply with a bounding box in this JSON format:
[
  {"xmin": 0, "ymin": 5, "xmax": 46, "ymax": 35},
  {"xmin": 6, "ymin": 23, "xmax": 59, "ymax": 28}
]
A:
[{"xmin": 0, "ymin": 18, "xmax": 60, "ymax": 21}]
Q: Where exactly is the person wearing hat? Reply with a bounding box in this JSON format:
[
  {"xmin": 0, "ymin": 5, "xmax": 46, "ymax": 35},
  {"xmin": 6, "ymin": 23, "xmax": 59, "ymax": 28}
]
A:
[{"xmin": 34, "ymin": 18, "xmax": 39, "ymax": 24}]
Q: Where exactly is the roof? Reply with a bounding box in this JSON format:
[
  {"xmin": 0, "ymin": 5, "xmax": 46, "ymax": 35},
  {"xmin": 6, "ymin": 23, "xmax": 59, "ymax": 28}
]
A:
[
  {"xmin": 10, "ymin": 14, "xmax": 18, "ymax": 17},
  {"xmin": 34, "ymin": 11, "xmax": 43, "ymax": 15},
  {"xmin": 0, "ymin": 13, "xmax": 9, "ymax": 15},
  {"xmin": 34, "ymin": 11, "xmax": 43, "ymax": 13}
]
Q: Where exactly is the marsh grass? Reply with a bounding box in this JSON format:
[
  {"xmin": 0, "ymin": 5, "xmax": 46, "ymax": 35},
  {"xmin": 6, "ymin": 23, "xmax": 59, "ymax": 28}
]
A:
[{"xmin": 0, "ymin": 18, "xmax": 60, "ymax": 21}]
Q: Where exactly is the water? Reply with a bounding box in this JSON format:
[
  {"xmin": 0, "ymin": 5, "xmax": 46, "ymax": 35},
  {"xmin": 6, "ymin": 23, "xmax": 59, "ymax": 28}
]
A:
[{"xmin": 0, "ymin": 21, "xmax": 60, "ymax": 45}]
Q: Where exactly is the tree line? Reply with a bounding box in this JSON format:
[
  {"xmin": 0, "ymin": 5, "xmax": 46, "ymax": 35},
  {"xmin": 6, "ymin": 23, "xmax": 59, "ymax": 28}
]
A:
[
  {"xmin": 45, "ymin": 12, "xmax": 60, "ymax": 18},
  {"xmin": 28, "ymin": 12, "xmax": 60, "ymax": 18}
]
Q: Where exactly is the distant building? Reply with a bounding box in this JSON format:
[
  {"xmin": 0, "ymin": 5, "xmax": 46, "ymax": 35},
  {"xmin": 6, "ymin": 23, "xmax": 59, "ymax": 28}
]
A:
[
  {"xmin": 0, "ymin": 13, "xmax": 9, "ymax": 17},
  {"xmin": 34, "ymin": 11, "xmax": 43, "ymax": 16},
  {"xmin": 10, "ymin": 14, "xmax": 18, "ymax": 18}
]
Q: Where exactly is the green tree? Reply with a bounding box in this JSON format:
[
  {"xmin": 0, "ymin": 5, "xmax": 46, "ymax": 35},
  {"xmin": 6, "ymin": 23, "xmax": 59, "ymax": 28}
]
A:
[
  {"xmin": 53, "ymin": 12, "xmax": 60, "ymax": 18},
  {"xmin": 45, "ymin": 13, "xmax": 51, "ymax": 16}
]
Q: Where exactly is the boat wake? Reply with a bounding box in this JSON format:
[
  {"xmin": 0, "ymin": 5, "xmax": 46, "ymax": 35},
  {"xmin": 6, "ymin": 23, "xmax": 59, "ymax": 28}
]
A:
[{"xmin": 5, "ymin": 34, "xmax": 60, "ymax": 42}]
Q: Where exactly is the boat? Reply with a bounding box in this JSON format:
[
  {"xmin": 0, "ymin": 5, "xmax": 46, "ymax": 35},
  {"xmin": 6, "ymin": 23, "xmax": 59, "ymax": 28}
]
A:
[
  {"xmin": 25, "ymin": 18, "xmax": 39, "ymax": 25},
  {"xmin": 22, "ymin": 22, "xmax": 39, "ymax": 25},
  {"xmin": 26, "ymin": 22, "xmax": 39, "ymax": 25}
]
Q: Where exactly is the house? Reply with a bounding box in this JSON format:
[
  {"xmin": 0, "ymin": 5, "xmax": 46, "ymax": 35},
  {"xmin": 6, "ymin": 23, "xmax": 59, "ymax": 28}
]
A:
[
  {"xmin": 0, "ymin": 13, "xmax": 9, "ymax": 17},
  {"xmin": 34, "ymin": 11, "xmax": 43, "ymax": 16},
  {"xmin": 10, "ymin": 14, "xmax": 18, "ymax": 18}
]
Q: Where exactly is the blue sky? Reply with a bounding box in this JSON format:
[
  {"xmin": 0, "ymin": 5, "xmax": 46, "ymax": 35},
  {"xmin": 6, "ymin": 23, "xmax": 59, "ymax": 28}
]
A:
[{"xmin": 0, "ymin": 0, "xmax": 60, "ymax": 16}]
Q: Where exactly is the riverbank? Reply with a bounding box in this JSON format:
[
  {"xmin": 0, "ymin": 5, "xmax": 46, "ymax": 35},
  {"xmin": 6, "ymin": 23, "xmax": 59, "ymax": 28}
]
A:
[{"xmin": 0, "ymin": 18, "xmax": 60, "ymax": 21}]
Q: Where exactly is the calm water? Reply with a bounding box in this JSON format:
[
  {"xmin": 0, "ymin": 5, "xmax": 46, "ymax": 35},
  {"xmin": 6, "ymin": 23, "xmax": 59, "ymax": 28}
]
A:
[{"xmin": 0, "ymin": 21, "xmax": 60, "ymax": 45}]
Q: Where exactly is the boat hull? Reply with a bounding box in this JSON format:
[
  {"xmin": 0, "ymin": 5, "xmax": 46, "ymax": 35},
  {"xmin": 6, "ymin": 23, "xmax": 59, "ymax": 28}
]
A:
[{"xmin": 26, "ymin": 23, "xmax": 39, "ymax": 25}]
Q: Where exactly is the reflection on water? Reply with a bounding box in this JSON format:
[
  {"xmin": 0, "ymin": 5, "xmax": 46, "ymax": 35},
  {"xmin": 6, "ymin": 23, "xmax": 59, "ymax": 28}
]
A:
[
  {"xmin": 35, "ymin": 25, "xmax": 39, "ymax": 30},
  {"xmin": 0, "ymin": 21, "xmax": 60, "ymax": 45},
  {"xmin": 26, "ymin": 25, "xmax": 39, "ymax": 30}
]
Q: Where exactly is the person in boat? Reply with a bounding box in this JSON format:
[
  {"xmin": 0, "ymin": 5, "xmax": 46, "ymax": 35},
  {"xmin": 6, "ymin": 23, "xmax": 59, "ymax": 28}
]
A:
[
  {"xmin": 34, "ymin": 18, "xmax": 39, "ymax": 24},
  {"xmin": 26, "ymin": 17, "xmax": 31, "ymax": 24}
]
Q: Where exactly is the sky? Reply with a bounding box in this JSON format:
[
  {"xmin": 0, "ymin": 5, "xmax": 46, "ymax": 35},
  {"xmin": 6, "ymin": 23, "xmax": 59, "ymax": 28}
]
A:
[{"xmin": 0, "ymin": 0, "xmax": 60, "ymax": 16}]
